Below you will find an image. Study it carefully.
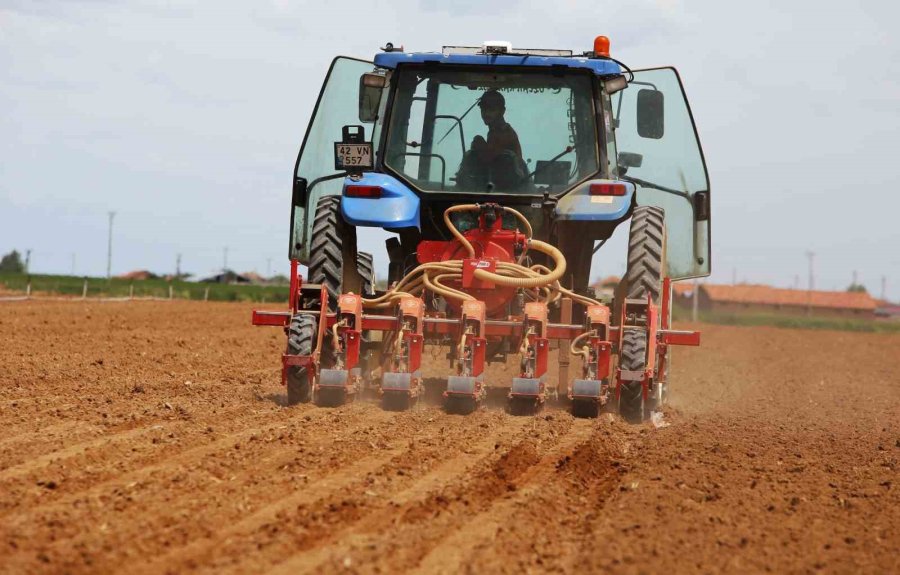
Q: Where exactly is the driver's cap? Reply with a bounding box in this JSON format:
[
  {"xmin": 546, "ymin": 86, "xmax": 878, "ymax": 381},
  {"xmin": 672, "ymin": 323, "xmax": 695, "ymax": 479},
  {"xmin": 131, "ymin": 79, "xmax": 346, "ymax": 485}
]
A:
[{"xmin": 478, "ymin": 89, "xmax": 505, "ymax": 109}]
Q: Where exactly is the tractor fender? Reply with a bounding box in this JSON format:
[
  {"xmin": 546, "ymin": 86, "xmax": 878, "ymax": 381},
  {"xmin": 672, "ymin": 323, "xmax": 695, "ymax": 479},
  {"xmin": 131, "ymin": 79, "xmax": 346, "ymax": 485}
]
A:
[
  {"xmin": 554, "ymin": 179, "xmax": 634, "ymax": 222},
  {"xmin": 341, "ymin": 173, "xmax": 420, "ymax": 230}
]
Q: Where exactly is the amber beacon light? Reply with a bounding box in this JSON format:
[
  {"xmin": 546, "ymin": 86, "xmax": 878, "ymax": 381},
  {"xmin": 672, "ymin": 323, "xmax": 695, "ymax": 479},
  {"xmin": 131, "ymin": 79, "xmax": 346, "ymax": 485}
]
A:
[{"xmin": 593, "ymin": 35, "xmax": 610, "ymax": 58}]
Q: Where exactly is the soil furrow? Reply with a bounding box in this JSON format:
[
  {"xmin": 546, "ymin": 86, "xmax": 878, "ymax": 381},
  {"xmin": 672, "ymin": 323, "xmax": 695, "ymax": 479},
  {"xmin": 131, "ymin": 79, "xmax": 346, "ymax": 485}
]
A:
[
  {"xmin": 409, "ymin": 418, "xmax": 601, "ymax": 574},
  {"xmin": 268, "ymin": 415, "xmax": 537, "ymax": 575},
  {"xmin": 145, "ymin": 408, "xmax": 482, "ymax": 574},
  {"xmin": 3, "ymin": 407, "xmax": 400, "ymax": 574}
]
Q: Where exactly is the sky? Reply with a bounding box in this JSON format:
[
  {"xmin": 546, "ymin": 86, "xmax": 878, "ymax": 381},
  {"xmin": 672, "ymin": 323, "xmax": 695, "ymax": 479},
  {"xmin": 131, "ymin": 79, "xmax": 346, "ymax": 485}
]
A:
[{"xmin": 1, "ymin": 0, "xmax": 898, "ymax": 300}]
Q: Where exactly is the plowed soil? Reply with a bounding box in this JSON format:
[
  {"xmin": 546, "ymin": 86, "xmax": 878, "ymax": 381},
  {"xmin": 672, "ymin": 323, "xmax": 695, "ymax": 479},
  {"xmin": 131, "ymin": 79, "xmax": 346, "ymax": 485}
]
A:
[{"xmin": 1, "ymin": 301, "xmax": 897, "ymax": 574}]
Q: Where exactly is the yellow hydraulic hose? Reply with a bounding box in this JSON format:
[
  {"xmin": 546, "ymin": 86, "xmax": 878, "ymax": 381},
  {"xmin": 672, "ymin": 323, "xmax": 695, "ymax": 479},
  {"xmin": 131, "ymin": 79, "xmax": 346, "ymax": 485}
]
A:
[
  {"xmin": 443, "ymin": 204, "xmax": 479, "ymax": 258},
  {"xmin": 472, "ymin": 239, "xmax": 565, "ymax": 288},
  {"xmin": 358, "ymin": 204, "xmax": 601, "ymax": 312},
  {"xmin": 569, "ymin": 330, "xmax": 595, "ymax": 363}
]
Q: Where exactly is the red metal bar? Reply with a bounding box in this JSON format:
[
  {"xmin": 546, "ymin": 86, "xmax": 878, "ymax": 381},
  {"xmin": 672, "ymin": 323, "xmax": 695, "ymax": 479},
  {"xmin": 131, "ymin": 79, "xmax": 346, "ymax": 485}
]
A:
[
  {"xmin": 643, "ymin": 294, "xmax": 658, "ymax": 401},
  {"xmin": 344, "ymin": 330, "xmax": 361, "ymax": 371},
  {"xmin": 659, "ymin": 330, "xmax": 701, "ymax": 346},
  {"xmin": 661, "ymin": 277, "xmax": 672, "ymax": 330},
  {"xmin": 533, "ymin": 338, "xmax": 549, "ymax": 379},
  {"xmin": 255, "ymin": 309, "xmax": 699, "ymax": 349},
  {"xmin": 645, "ymin": 294, "xmax": 658, "ymax": 375},
  {"xmin": 289, "ymin": 259, "xmax": 299, "ymax": 313},
  {"xmin": 471, "ymin": 337, "xmax": 486, "ymax": 377},
  {"xmin": 592, "ymin": 337, "xmax": 612, "ymax": 379},
  {"xmin": 558, "ymin": 297, "xmax": 573, "ymax": 397},
  {"xmin": 252, "ymin": 310, "xmax": 290, "ymax": 327},
  {"xmin": 406, "ymin": 333, "xmax": 424, "ymax": 373}
]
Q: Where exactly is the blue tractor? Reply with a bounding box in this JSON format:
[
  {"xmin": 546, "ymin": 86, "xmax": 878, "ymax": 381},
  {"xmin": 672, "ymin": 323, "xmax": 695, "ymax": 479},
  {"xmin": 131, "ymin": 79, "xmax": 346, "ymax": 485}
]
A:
[{"xmin": 253, "ymin": 37, "xmax": 711, "ymax": 422}]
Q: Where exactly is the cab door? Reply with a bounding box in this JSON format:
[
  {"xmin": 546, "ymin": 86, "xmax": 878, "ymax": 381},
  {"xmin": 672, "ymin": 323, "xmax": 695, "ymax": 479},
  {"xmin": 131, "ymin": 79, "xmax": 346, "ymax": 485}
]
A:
[
  {"xmin": 612, "ymin": 68, "xmax": 711, "ymax": 279},
  {"xmin": 290, "ymin": 57, "xmax": 374, "ymax": 263}
]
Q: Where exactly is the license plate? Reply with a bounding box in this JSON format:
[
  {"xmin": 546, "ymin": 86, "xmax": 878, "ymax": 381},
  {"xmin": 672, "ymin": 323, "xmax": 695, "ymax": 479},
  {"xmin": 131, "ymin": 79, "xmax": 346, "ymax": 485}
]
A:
[{"xmin": 334, "ymin": 143, "xmax": 373, "ymax": 170}]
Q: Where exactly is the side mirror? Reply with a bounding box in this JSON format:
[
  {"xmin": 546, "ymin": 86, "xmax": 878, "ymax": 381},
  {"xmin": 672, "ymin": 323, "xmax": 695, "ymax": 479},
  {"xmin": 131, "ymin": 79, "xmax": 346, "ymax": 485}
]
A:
[
  {"xmin": 618, "ymin": 152, "xmax": 643, "ymax": 168},
  {"xmin": 636, "ymin": 89, "xmax": 664, "ymax": 139},
  {"xmin": 617, "ymin": 152, "xmax": 643, "ymax": 176},
  {"xmin": 359, "ymin": 73, "xmax": 386, "ymax": 123}
]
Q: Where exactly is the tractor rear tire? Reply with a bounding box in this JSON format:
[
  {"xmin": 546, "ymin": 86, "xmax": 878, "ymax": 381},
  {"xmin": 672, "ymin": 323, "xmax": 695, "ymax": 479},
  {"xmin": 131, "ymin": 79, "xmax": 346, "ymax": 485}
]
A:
[
  {"xmin": 286, "ymin": 314, "xmax": 316, "ymax": 406},
  {"xmin": 618, "ymin": 329, "xmax": 647, "ymax": 423},
  {"xmin": 619, "ymin": 205, "xmax": 666, "ymax": 423},
  {"xmin": 357, "ymin": 251, "xmax": 375, "ymax": 296},
  {"xmin": 622, "ymin": 206, "xmax": 666, "ymax": 304},
  {"xmin": 308, "ymin": 195, "xmax": 367, "ymax": 302}
]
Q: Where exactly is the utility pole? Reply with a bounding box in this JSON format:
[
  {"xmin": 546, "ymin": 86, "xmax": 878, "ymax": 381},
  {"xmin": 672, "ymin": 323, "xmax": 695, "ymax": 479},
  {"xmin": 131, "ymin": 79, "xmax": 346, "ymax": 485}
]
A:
[
  {"xmin": 805, "ymin": 251, "xmax": 815, "ymax": 316},
  {"xmin": 107, "ymin": 211, "xmax": 116, "ymax": 280},
  {"xmin": 805, "ymin": 251, "xmax": 815, "ymax": 291},
  {"xmin": 176, "ymin": 253, "xmax": 182, "ymax": 278},
  {"xmin": 852, "ymin": 269, "xmax": 858, "ymax": 288}
]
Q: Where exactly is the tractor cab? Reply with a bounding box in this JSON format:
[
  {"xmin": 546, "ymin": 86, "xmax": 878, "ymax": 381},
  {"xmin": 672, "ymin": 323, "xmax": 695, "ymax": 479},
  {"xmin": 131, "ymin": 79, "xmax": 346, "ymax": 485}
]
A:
[{"xmin": 289, "ymin": 38, "xmax": 709, "ymax": 286}]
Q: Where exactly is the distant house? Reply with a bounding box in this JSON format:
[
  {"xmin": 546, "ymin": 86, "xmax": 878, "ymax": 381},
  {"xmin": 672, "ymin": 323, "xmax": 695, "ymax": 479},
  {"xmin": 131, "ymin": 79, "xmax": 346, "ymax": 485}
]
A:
[
  {"xmin": 875, "ymin": 301, "xmax": 900, "ymax": 321},
  {"xmin": 590, "ymin": 275, "xmax": 620, "ymax": 300},
  {"xmin": 676, "ymin": 284, "xmax": 879, "ymax": 319},
  {"xmin": 117, "ymin": 270, "xmax": 158, "ymax": 281},
  {"xmin": 672, "ymin": 281, "xmax": 695, "ymax": 299},
  {"xmin": 199, "ymin": 270, "xmax": 251, "ymax": 284},
  {"xmin": 242, "ymin": 272, "xmax": 267, "ymax": 285}
]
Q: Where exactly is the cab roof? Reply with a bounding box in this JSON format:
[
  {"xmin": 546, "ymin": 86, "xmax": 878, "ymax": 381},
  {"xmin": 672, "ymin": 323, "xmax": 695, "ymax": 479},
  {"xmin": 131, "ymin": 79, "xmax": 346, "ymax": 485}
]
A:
[{"xmin": 373, "ymin": 52, "xmax": 622, "ymax": 76}]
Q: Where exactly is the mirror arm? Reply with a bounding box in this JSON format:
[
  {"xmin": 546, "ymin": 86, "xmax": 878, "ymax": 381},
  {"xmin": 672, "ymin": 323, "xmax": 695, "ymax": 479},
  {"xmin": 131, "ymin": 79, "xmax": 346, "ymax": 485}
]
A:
[
  {"xmin": 621, "ymin": 175, "xmax": 690, "ymax": 201},
  {"xmin": 306, "ymin": 172, "xmax": 348, "ymax": 198}
]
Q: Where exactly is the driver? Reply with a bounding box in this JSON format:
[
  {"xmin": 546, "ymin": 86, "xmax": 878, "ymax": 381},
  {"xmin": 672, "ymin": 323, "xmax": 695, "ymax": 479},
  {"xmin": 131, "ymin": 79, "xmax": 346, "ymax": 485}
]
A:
[
  {"xmin": 456, "ymin": 89, "xmax": 528, "ymax": 192},
  {"xmin": 471, "ymin": 89, "xmax": 522, "ymax": 164}
]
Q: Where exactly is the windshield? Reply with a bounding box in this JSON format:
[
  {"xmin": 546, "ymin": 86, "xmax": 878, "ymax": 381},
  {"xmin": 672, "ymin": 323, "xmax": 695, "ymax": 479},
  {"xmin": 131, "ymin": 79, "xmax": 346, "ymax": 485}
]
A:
[{"xmin": 384, "ymin": 66, "xmax": 600, "ymax": 195}]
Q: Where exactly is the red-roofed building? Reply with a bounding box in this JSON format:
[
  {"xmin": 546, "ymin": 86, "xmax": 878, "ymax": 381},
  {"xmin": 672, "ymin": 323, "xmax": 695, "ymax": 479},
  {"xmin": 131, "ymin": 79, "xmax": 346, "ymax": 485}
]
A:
[
  {"xmin": 116, "ymin": 270, "xmax": 158, "ymax": 281},
  {"xmin": 676, "ymin": 284, "xmax": 879, "ymax": 319}
]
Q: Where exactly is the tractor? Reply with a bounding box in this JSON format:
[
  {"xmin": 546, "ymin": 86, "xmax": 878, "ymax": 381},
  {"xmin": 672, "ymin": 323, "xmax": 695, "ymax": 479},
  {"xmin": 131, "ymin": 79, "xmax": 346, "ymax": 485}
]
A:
[{"xmin": 252, "ymin": 37, "xmax": 711, "ymax": 422}]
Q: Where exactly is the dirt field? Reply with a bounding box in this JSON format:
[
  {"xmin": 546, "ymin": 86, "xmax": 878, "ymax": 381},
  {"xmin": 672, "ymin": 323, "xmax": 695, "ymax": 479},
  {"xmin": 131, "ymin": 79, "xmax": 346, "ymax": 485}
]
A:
[{"xmin": 0, "ymin": 301, "xmax": 897, "ymax": 574}]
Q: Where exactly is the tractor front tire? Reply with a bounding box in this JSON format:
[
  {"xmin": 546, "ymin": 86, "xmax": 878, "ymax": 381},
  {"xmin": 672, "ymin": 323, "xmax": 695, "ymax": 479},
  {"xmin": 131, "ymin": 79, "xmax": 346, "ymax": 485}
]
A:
[
  {"xmin": 285, "ymin": 314, "xmax": 316, "ymax": 406},
  {"xmin": 618, "ymin": 205, "xmax": 666, "ymax": 423}
]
